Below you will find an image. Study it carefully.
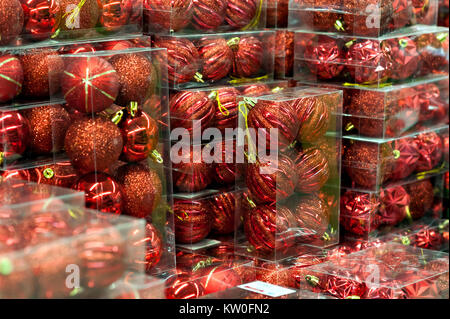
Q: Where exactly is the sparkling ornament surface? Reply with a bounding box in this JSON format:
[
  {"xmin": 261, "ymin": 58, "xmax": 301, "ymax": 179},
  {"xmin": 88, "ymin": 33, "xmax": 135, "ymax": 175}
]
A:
[
  {"xmin": 241, "ymin": 83, "xmax": 270, "ymax": 97},
  {"xmin": 292, "ymin": 95, "xmax": 330, "ymax": 143},
  {"xmin": 173, "ymin": 198, "xmax": 212, "ymax": 244},
  {"xmin": 231, "ymin": 36, "xmax": 264, "ymax": 78},
  {"xmin": 144, "ymin": 0, "xmax": 194, "ymax": 32},
  {"xmin": 211, "ymin": 139, "xmax": 242, "ymax": 185},
  {"xmin": 55, "ymin": 0, "xmax": 100, "ymax": 38},
  {"xmin": 379, "ymin": 186, "xmax": 410, "ymax": 226},
  {"xmin": 340, "ymin": 190, "xmax": 381, "ymax": 235},
  {"xmin": 304, "ymin": 35, "xmax": 344, "ymax": 80},
  {"xmin": 293, "ymin": 147, "xmax": 330, "ymax": 194},
  {"xmin": 266, "ymin": 0, "xmax": 289, "ymax": 28},
  {"xmin": 0, "ymin": 0, "xmax": 24, "ymax": 45},
  {"xmin": 274, "ymin": 30, "xmax": 294, "ymax": 77},
  {"xmin": 0, "ymin": 111, "xmax": 30, "ymax": 162},
  {"xmin": 405, "ymin": 179, "xmax": 434, "ymax": 219},
  {"xmin": 192, "ymin": 0, "xmax": 227, "ymax": 30},
  {"xmin": 199, "ymin": 265, "xmax": 242, "ymax": 295},
  {"xmin": 414, "ymin": 131, "xmax": 443, "ymax": 172},
  {"xmin": 197, "ymin": 37, "xmax": 233, "ymax": 82},
  {"xmin": 291, "ymin": 194, "xmax": 329, "ymax": 242},
  {"xmin": 225, "ymin": 0, "xmax": 257, "ymax": 29},
  {"xmin": 208, "ymin": 191, "xmax": 239, "ymax": 235},
  {"xmin": 165, "ymin": 273, "xmax": 204, "ymax": 299},
  {"xmin": 172, "ymin": 147, "xmax": 212, "ymax": 192},
  {"xmin": 20, "ymin": 0, "xmax": 59, "ymax": 41},
  {"xmin": 341, "ymin": 0, "xmax": 392, "ymax": 36},
  {"xmin": 0, "ymin": 55, "xmax": 23, "ymax": 103},
  {"xmin": 255, "ymin": 263, "xmax": 295, "ymax": 287},
  {"xmin": 383, "ymin": 37, "xmax": 419, "ymax": 80},
  {"xmin": 389, "ymin": 137, "xmax": 420, "ymax": 181},
  {"xmin": 98, "ymin": 0, "xmax": 131, "ymax": 33},
  {"xmin": 213, "ymin": 87, "xmax": 240, "ymax": 132},
  {"xmin": 130, "ymin": 222, "xmax": 163, "ymax": 272}
]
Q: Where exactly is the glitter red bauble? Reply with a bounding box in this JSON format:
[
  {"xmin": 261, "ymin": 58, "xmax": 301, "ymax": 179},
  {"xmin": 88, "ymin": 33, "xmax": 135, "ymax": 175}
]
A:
[
  {"xmin": 293, "ymin": 147, "xmax": 330, "ymax": 194},
  {"xmin": 405, "ymin": 179, "xmax": 434, "ymax": 220},
  {"xmin": 341, "ymin": 0, "xmax": 391, "ymax": 36},
  {"xmin": 97, "ymin": 0, "xmax": 131, "ymax": 33},
  {"xmin": 266, "ymin": 0, "xmax": 289, "ymax": 28},
  {"xmin": 19, "ymin": 49, "xmax": 64, "ymax": 99},
  {"xmin": 119, "ymin": 109, "xmax": 159, "ymax": 163},
  {"xmin": 172, "ymin": 146, "xmax": 212, "ymax": 192},
  {"xmin": 389, "ymin": 137, "xmax": 420, "ymax": 181},
  {"xmin": 208, "ymin": 191, "xmax": 240, "ymax": 235},
  {"xmin": 246, "ymin": 155, "xmax": 298, "ymax": 204},
  {"xmin": 169, "ymin": 90, "xmax": 215, "ymax": 133},
  {"xmin": 109, "ymin": 53, "xmax": 157, "ymax": 107},
  {"xmin": 20, "ymin": 0, "xmax": 59, "ymax": 41},
  {"xmin": 144, "ymin": 0, "xmax": 194, "ymax": 32},
  {"xmin": 243, "ymin": 203, "xmax": 297, "ymax": 254},
  {"xmin": 61, "ymin": 56, "xmax": 119, "ymax": 113},
  {"xmin": 379, "ymin": 185, "xmax": 410, "ymax": 226},
  {"xmin": 65, "ymin": 117, "xmax": 123, "ymax": 174},
  {"xmin": 414, "ymin": 131, "xmax": 443, "ymax": 172},
  {"xmin": 173, "ymin": 198, "xmax": 212, "ymax": 244},
  {"xmin": 291, "ymin": 194, "xmax": 329, "ymax": 242},
  {"xmin": 303, "ymin": 35, "xmax": 345, "ymax": 80},
  {"xmin": 0, "ymin": 111, "xmax": 30, "ymax": 163},
  {"xmin": 73, "ymin": 172, "xmax": 124, "ymax": 215},
  {"xmin": 230, "ymin": 36, "xmax": 264, "ymax": 78},
  {"xmin": 30, "ymin": 161, "xmax": 79, "ymax": 188},
  {"xmin": 130, "ymin": 222, "xmax": 163, "ymax": 272},
  {"xmin": 241, "ymin": 83, "xmax": 270, "ymax": 97},
  {"xmin": 255, "ymin": 263, "xmax": 295, "ymax": 288},
  {"xmin": 54, "ymin": 0, "xmax": 100, "ymax": 38},
  {"xmin": 383, "ymin": 37, "xmax": 419, "ymax": 80},
  {"xmin": 211, "ymin": 139, "xmax": 242, "ymax": 185},
  {"xmin": 0, "ymin": 0, "xmax": 24, "ymax": 45},
  {"xmin": 340, "ymin": 190, "xmax": 381, "ymax": 235},
  {"xmin": 274, "ymin": 30, "xmax": 294, "ymax": 77},
  {"xmin": 165, "ymin": 273, "xmax": 204, "ymax": 299},
  {"xmin": 325, "ymin": 275, "xmax": 367, "ymax": 299},
  {"xmin": 116, "ymin": 163, "xmax": 162, "ymax": 219},
  {"xmin": 247, "ymin": 99, "xmax": 300, "ymax": 151},
  {"xmin": 197, "ymin": 37, "xmax": 233, "ymax": 82},
  {"xmin": 0, "ymin": 55, "xmax": 23, "ymax": 103},
  {"xmin": 213, "ymin": 87, "xmax": 240, "ymax": 132},
  {"xmin": 100, "ymin": 40, "xmax": 134, "ymax": 53},
  {"xmin": 415, "ymin": 83, "xmax": 443, "ymax": 122},
  {"xmin": 296, "ymin": 0, "xmax": 343, "ymax": 32},
  {"xmin": 192, "ymin": 0, "xmax": 227, "ymax": 30},
  {"xmin": 292, "ymin": 95, "xmax": 330, "ymax": 143},
  {"xmin": 415, "ymin": 33, "xmax": 449, "ymax": 74},
  {"xmin": 198, "ymin": 265, "xmax": 242, "ymax": 295},
  {"xmin": 225, "ymin": 0, "xmax": 257, "ymax": 29},
  {"xmin": 414, "ymin": 227, "xmax": 443, "ymax": 250},
  {"xmin": 22, "ymin": 104, "xmax": 70, "ymax": 155},
  {"xmin": 153, "ymin": 36, "xmax": 200, "ymax": 85}
]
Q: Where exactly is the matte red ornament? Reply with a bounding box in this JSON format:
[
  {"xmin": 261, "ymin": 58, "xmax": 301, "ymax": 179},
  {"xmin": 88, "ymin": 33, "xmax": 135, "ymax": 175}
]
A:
[
  {"xmin": 172, "ymin": 146, "xmax": 212, "ymax": 192},
  {"xmin": 293, "ymin": 147, "xmax": 330, "ymax": 194},
  {"xmin": 230, "ymin": 36, "xmax": 264, "ymax": 78},
  {"xmin": 405, "ymin": 179, "xmax": 434, "ymax": 219},
  {"xmin": 304, "ymin": 35, "xmax": 345, "ymax": 80},
  {"xmin": 54, "ymin": 0, "xmax": 100, "ymax": 38},
  {"xmin": 199, "ymin": 265, "xmax": 242, "ymax": 295},
  {"xmin": 0, "ymin": 111, "xmax": 30, "ymax": 164},
  {"xmin": 414, "ymin": 131, "xmax": 443, "ymax": 172},
  {"xmin": 379, "ymin": 186, "xmax": 410, "ymax": 226},
  {"xmin": 173, "ymin": 198, "xmax": 212, "ymax": 244},
  {"xmin": 144, "ymin": 0, "xmax": 194, "ymax": 32},
  {"xmin": 0, "ymin": 0, "xmax": 24, "ymax": 45},
  {"xmin": 292, "ymin": 95, "xmax": 330, "ymax": 143},
  {"xmin": 165, "ymin": 273, "xmax": 204, "ymax": 299},
  {"xmin": 340, "ymin": 190, "xmax": 381, "ymax": 235},
  {"xmin": 0, "ymin": 55, "xmax": 23, "ymax": 103},
  {"xmin": 61, "ymin": 56, "xmax": 119, "ymax": 113},
  {"xmin": 389, "ymin": 137, "xmax": 420, "ymax": 181},
  {"xmin": 211, "ymin": 139, "xmax": 242, "ymax": 185},
  {"xmin": 225, "ymin": 0, "xmax": 257, "ymax": 29},
  {"xmin": 213, "ymin": 87, "xmax": 239, "ymax": 132},
  {"xmin": 383, "ymin": 37, "xmax": 419, "ymax": 80},
  {"xmin": 73, "ymin": 172, "xmax": 124, "ymax": 215},
  {"xmin": 208, "ymin": 191, "xmax": 240, "ymax": 235},
  {"xmin": 197, "ymin": 37, "xmax": 233, "ymax": 82},
  {"xmin": 30, "ymin": 161, "xmax": 79, "ymax": 188},
  {"xmin": 291, "ymin": 194, "xmax": 329, "ymax": 242},
  {"xmin": 98, "ymin": 0, "xmax": 131, "ymax": 33},
  {"xmin": 130, "ymin": 222, "xmax": 163, "ymax": 272},
  {"xmin": 20, "ymin": 0, "xmax": 59, "ymax": 41},
  {"xmin": 192, "ymin": 0, "xmax": 227, "ymax": 30}
]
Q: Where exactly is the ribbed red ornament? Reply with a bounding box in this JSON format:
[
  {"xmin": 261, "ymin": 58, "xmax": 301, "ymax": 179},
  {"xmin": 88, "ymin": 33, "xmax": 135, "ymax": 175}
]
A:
[
  {"xmin": 144, "ymin": 0, "xmax": 194, "ymax": 32},
  {"xmin": 197, "ymin": 37, "xmax": 233, "ymax": 82},
  {"xmin": 230, "ymin": 36, "xmax": 264, "ymax": 78},
  {"xmin": 172, "ymin": 146, "xmax": 212, "ymax": 192},
  {"xmin": 225, "ymin": 0, "xmax": 257, "ymax": 29},
  {"xmin": 173, "ymin": 198, "xmax": 212, "ymax": 244},
  {"xmin": 192, "ymin": 0, "xmax": 227, "ymax": 30}
]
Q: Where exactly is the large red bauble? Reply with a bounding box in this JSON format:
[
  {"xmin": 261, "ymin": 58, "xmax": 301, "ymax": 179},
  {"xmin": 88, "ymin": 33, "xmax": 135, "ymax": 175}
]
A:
[
  {"xmin": 197, "ymin": 37, "xmax": 233, "ymax": 82},
  {"xmin": 116, "ymin": 163, "xmax": 162, "ymax": 219},
  {"xmin": 153, "ymin": 36, "xmax": 200, "ymax": 85},
  {"xmin": 172, "ymin": 146, "xmax": 212, "ymax": 192},
  {"xmin": 225, "ymin": 0, "xmax": 257, "ymax": 29},
  {"xmin": 247, "ymin": 99, "xmax": 300, "ymax": 151},
  {"xmin": 293, "ymin": 147, "xmax": 330, "ymax": 194},
  {"xmin": 383, "ymin": 37, "xmax": 420, "ymax": 80},
  {"xmin": 0, "ymin": 55, "xmax": 23, "ymax": 103},
  {"xmin": 246, "ymin": 155, "xmax": 298, "ymax": 204},
  {"xmin": 0, "ymin": 111, "xmax": 30, "ymax": 163},
  {"xmin": 169, "ymin": 90, "xmax": 215, "ymax": 133},
  {"xmin": 165, "ymin": 273, "xmax": 204, "ymax": 299},
  {"xmin": 292, "ymin": 95, "xmax": 330, "ymax": 143},
  {"xmin": 173, "ymin": 198, "xmax": 212, "ymax": 244},
  {"xmin": 213, "ymin": 87, "xmax": 240, "ymax": 132},
  {"xmin": 340, "ymin": 190, "xmax": 381, "ymax": 235},
  {"xmin": 144, "ymin": 0, "xmax": 194, "ymax": 32},
  {"xmin": 30, "ymin": 161, "xmax": 79, "ymax": 188},
  {"xmin": 379, "ymin": 185, "xmax": 410, "ymax": 226},
  {"xmin": 414, "ymin": 131, "xmax": 443, "ymax": 172},
  {"xmin": 211, "ymin": 139, "xmax": 242, "ymax": 185},
  {"xmin": 20, "ymin": 0, "xmax": 59, "ymax": 41},
  {"xmin": 0, "ymin": 0, "xmax": 24, "ymax": 45},
  {"xmin": 405, "ymin": 179, "xmax": 434, "ymax": 220},
  {"xmin": 192, "ymin": 0, "xmax": 227, "ymax": 30},
  {"xmin": 119, "ymin": 109, "xmax": 159, "ymax": 163},
  {"xmin": 130, "ymin": 222, "xmax": 163, "ymax": 272},
  {"xmin": 198, "ymin": 265, "xmax": 242, "ymax": 295},
  {"xmin": 65, "ymin": 117, "xmax": 123, "ymax": 174},
  {"xmin": 208, "ymin": 191, "xmax": 240, "ymax": 235},
  {"xmin": 109, "ymin": 53, "xmax": 157, "ymax": 107},
  {"xmin": 291, "ymin": 194, "xmax": 329, "ymax": 242},
  {"xmin": 231, "ymin": 36, "xmax": 264, "ymax": 78},
  {"xmin": 97, "ymin": 0, "xmax": 131, "ymax": 33},
  {"xmin": 415, "ymin": 32, "xmax": 449, "ymax": 75},
  {"xmin": 54, "ymin": 0, "xmax": 100, "ymax": 38},
  {"xmin": 22, "ymin": 104, "xmax": 70, "ymax": 155},
  {"xmin": 19, "ymin": 49, "xmax": 64, "ymax": 99},
  {"xmin": 61, "ymin": 56, "xmax": 119, "ymax": 113},
  {"xmin": 243, "ymin": 203, "xmax": 297, "ymax": 254},
  {"xmin": 389, "ymin": 137, "xmax": 420, "ymax": 181},
  {"xmin": 73, "ymin": 172, "xmax": 124, "ymax": 215}
]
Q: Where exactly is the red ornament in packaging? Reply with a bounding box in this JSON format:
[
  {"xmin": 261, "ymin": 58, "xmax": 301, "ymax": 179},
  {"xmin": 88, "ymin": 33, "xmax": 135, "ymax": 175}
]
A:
[
  {"xmin": 405, "ymin": 179, "xmax": 434, "ymax": 219},
  {"xmin": 241, "ymin": 83, "xmax": 270, "ymax": 97},
  {"xmin": 30, "ymin": 161, "xmax": 79, "ymax": 188},
  {"xmin": 197, "ymin": 37, "xmax": 233, "ymax": 82},
  {"xmin": 101, "ymin": 40, "xmax": 134, "ymax": 53},
  {"xmin": 173, "ymin": 198, "xmax": 212, "ymax": 244},
  {"xmin": 208, "ymin": 191, "xmax": 240, "ymax": 235},
  {"xmin": 293, "ymin": 147, "xmax": 330, "ymax": 194},
  {"xmin": 230, "ymin": 36, "xmax": 264, "ymax": 78},
  {"xmin": 414, "ymin": 131, "xmax": 443, "ymax": 172},
  {"xmin": 225, "ymin": 0, "xmax": 257, "ymax": 29},
  {"xmin": 213, "ymin": 87, "xmax": 240, "ymax": 132},
  {"xmin": 192, "ymin": 0, "xmax": 227, "ymax": 30},
  {"xmin": 144, "ymin": 0, "xmax": 194, "ymax": 32},
  {"xmin": 291, "ymin": 194, "xmax": 329, "ymax": 242},
  {"xmin": 340, "ymin": 190, "xmax": 381, "ymax": 235},
  {"xmin": 379, "ymin": 185, "xmax": 410, "ymax": 226},
  {"xmin": 21, "ymin": 211, "xmax": 71, "ymax": 246},
  {"xmin": 255, "ymin": 263, "xmax": 295, "ymax": 287},
  {"xmin": 0, "ymin": 111, "xmax": 30, "ymax": 163},
  {"xmin": 198, "ymin": 265, "xmax": 242, "ymax": 295},
  {"xmin": 389, "ymin": 137, "xmax": 420, "ymax": 181},
  {"xmin": 340, "ymin": 0, "xmax": 391, "ymax": 36},
  {"xmin": 165, "ymin": 273, "xmax": 204, "ymax": 299},
  {"xmin": 304, "ymin": 35, "xmax": 345, "ymax": 80},
  {"xmin": 416, "ymin": 32, "xmax": 449, "ymax": 74},
  {"xmin": 20, "ymin": 0, "xmax": 59, "ymax": 41},
  {"xmin": 54, "ymin": 0, "xmax": 100, "ymax": 38},
  {"xmin": 0, "ymin": 55, "xmax": 23, "ymax": 103},
  {"xmin": 130, "ymin": 222, "xmax": 163, "ymax": 272},
  {"xmin": 383, "ymin": 37, "xmax": 420, "ymax": 80},
  {"xmin": 0, "ymin": 0, "xmax": 24, "ymax": 45},
  {"xmin": 98, "ymin": 0, "xmax": 131, "ymax": 33},
  {"xmin": 292, "ymin": 95, "xmax": 330, "ymax": 143},
  {"xmin": 211, "ymin": 139, "xmax": 242, "ymax": 185},
  {"xmin": 390, "ymin": 0, "xmax": 412, "ymax": 30},
  {"xmin": 172, "ymin": 146, "xmax": 212, "ymax": 192},
  {"xmin": 297, "ymin": 0, "xmax": 342, "ymax": 32},
  {"xmin": 275, "ymin": 30, "xmax": 294, "ymax": 77}
]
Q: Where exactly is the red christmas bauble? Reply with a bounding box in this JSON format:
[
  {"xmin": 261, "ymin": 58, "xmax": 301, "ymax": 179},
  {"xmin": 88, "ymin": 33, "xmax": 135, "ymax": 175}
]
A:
[
  {"xmin": 73, "ymin": 172, "xmax": 124, "ymax": 215},
  {"xmin": 211, "ymin": 139, "xmax": 242, "ymax": 185},
  {"xmin": 22, "ymin": 104, "xmax": 70, "ymax": 155},
  {"xmin": 230, "ymin": 36, "xmax": 264, "ymax": 78},
  {"xmin": 130, "ymin": 222, "xmax": 163, "ymax": 272},
  {"xmin": 389, "ymin": 137, "xmax": 420, "ymax": 181},
  {"xmin": 65, "ymin": 117, "xmax": 123, "ymax": 174},
  {"xmin": 213, "ymin": 87, "xmax": 239, "ymax": 132},
  {"xmin": 293, "ymin": 147, "xmax": 330, "ymax": 194},
  {"xmin": 415, "ymin": 33, "xmax": 449, "ymax": 74},
  {"xmin": 405, "ymin": 179, "xmax": 434, "ymax": 219},
  {"xmin": 340, "ymin": 190, "xmax": 381, "ymax": 235},
  {"xmin": 292, "ymin": 95, "xmax": 330, "ymax": 143},
  {"xmin": 304, "ymin": 35, "xmax": 345, "ymax": 80},
  {"xmin": 100, "ymin": 40, "xmax": 135, "ymax": 53},
  {"xmin": 413, "ymin": 227, "xmax": 443, "ymax": 249},
  {"xmin": 153, "ymin": 36, "xmax": 200, "ymax": 85},
  {"xmin": 173, "ymin": 198, "xmax": 212, "ymax": 244},
  {"xmin": 30, "ymin": 161, "xmax": 79, "ymax": 188},
  {"xmin": 341, "ymin": 0, "xmax": 391, "ymax": 36},
  {"xmin": 0, "ymin": 0, "xmax": 24, "ymax": 45},
  {"xmin": 58, "ymin": 43, "xmax": 98, "ymax": 55},
  {"xmin": 192, "ymin": 0, "xmax": 227, "ymax": 30},
  {"xmin": 208, "ymin": 191, "xmax": 240, "ymax": 235},
  {"xmin": 97, "ymin": 0, "xmax": 131, "ymax": 33},
  {"xmin": 0, "ymin": 111, "xmax": 30, "ymax": 163},
  {"xmin": 54, "ymin": 0, "xmax": 100, "ymax": 38},
  {"xmin": 390, "ymin": 0, "xmax": 412, "ymax": 30},
  {"xmin": 144, "ymin": 0, "xmax": 194, "ymax": 32},
  {"xmin": 414, "ymin": 131, "xmax": 443, "ymax": 172},
  {"xmin": 197, "ymin": 37, "xmax": 233, "ymax": 82},
  {"xmin": 119, "ymin": 109, "xmax": 159, "ymax": 163},
  {"xmin": 379, "ymin": 185, "xmax": 410, "ymax": 226},
  {"xmin": 116, "ymin": 163, "xmax": 162, "ymax": 219},
  {"xmin": 291, "ymin": 194, "xmax": 329, "ymax": 242},
  {"xmin": 199, "ymin": 265, "xmax": 242, "ymax": 295},
  {"xmin": 415, "ymin": 83, "xmax": 442, "ymax": 122},
  {"xmin": 0, "ymin": 55, "xmax": 23, "ymax": 103},
  {"xmin": 172, "ymin": 146, "xmax": 212, "ymax": 192},
  {"xmin": 291, "ymin": 248, "xmax": 328, "ymax": 289},
  {"xmin": 266, "ymin": 0, "xmax": 289, "ymax": 28},
  {"xmin": 61, "ymin": 56, "xmax": 120, "ymax": 113},
  {"xmin": 255, "ymin": 263, "xmax": 295, "ymax": 288},
  {"xmin": 20, "ymin": 0, "xmax": 59, "ymax": 41},
  {"xmin": 246, "ymin": 155, "xmax": 298, "ymax": 204},
  {"xmin": 225, "ymin": 0, "xmax": 257, "ymax": 29},
  {"xmin": 274, "ymin": 30, "xmax": 294, "ymax": 77},
  {"xmin": 169, "ymin": 90, "xmax": 215, "ymax": 133},
  {"xmin": 240, "ymin": 83, "xmax": 271, "ymax": 97},
  {"xmin": 383, "ymin": 37, "xmax": 419, "ymax": 80},
  {"xmin": 165, "ymin": 273, "xmax": 204, "ymax": 299},
  {"xmin": 109, "ymin": 53, "xmax": 157, "ymax": 107}
]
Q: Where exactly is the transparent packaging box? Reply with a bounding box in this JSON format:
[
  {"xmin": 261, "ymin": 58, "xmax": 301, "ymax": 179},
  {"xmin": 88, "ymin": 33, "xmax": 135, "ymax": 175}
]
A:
[
  {"xmin": 340, "ymin": 172, "xmax": 448, "ymax": 238},
  {"xmin": 0, "ymin": 0, "xmax": 143, "ymax": 46},
  {"xmin": 151, "ymin": 30, "xmax": 275, "ymax": 89},
  {"xmin": 102, "ymin": 273, "xmax": 166, "ymax": 299},
  {"xmin": 288, "ymin": 0, "xmax": 439, "ymax": 37},
  {"xmin": 274, "ymin": 29, "xmax": 295, "ymax": 79},
  {"xmin": 342, "ymin": 125, "xmax": 449, "ymax": 191},
  {"xmin": 235, "ymin": 87, "xmax": 343, "ymax": 261},
  {"xmin": 143, "ymin": 0, "xmax": 267, "ymax": 35},
  {"xmin": 267, "ymin": 0, "xmax": 289, "ymax": 28},
  {"xmin": 293, "ymin": 26, "xmax": 449, "ymax": 87},
  {"xmin": 299, "ymin": 243, "xmax": 449, "ymax": 299}
]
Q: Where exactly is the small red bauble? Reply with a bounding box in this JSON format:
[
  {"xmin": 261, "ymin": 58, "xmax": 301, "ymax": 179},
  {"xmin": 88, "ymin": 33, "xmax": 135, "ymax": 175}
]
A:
[
  {"xmin": 116, "ymin": 163, "xmax": 163, "ymax": 219},
  {"xmin": 246, "ymin": 155, "xmax": 298, "ymax": 204},
  {"xmin": 54, "ymin": 0, "xmax": 100, "ymax": 38},
  {"xmin": 0, "ymin": 55, "xmax": 23, "ymax": 103},
  {"xmin": 383, "ymin": 37, "xmax": 419, "ymax": 80},
  {"xmin": 225, "ymin": 0, "xmax": 257, "ymax": 29},
  {"xmin": 30, "ymin": 161, "xmax": 79, "ymax": 188},
  {"xmin": 165, "ymin": 273, "xmax": 204, "ymax": 299},
  {"xmin": 414, "ymin": 131, "xmax": 443, "ymax": 172},
  {"xmin": 405, "ymin": 179, "xmax": 434, "ymax": 220},
  {"xmin": 197, "ymin": 37, "xmax": 233, "ymax": 82},
  {"xmin": 340, "ymin": 190, "xmax": 381, "ymax": 235},
  {"xmin": 199, "ymin": 266, "xmax": 242, "ymax": 295},
  {"xmin": 65, "ymin": 117, "xmax": 123, "ymax": 174},
  {"xmin": 0, "ymin": 111, "xmax": 30, "ymax": 163},
  {"xmin": 173, "ymin": 198, "xmax": 212, "ymax": 244},
  {"xmin": 379, "ymin": 185, "xmax": 410, "ymax": 226},
  {"xmin": 0, "ymin": 0, "xmax": 24, "ymax": 45},
  {"xmin": 414, "ymin": 227, "xmax": 443, "ymax": 250},
  {"xmin": 20, "ymin": 0, "xmax": 59, "ymax": 41},
  {"xmin": 292, "ymin": 95, "xmax": 330, "ymax": 143},
  {"xmin": 192, "ymin": 0, "xmax": 227, "ymax": 30},
  {"xmin": 213, "ymin": 87, "xmax": 240, "ymax": 132},
  {"xmin": 389, "ymin": 137, "xmax": 420, "ymax": 181},
  {"xmin": 230, "ymin": 36, "xmax": 264, "ymax": 78},
  {"xmin": 97, "ymin": 0, "xmax": 131, "ymax": 33},
  {"xmin": 211, "ymin": 139, "xmax": 242, "ymax": 185},
  {"xmin": 208, "ymin": 191, "xmax": 240, "ymax": 235},
  {"xmin": 61, "ymin": 56, "xmax": 120, "ymax": 113},
  {"xmin": 130, "ymin": 222, "xmax": 163, "ymax": 272},
  {"xmin": 73, "ymin": 172, "xmax": 124, "ymax": 215},
  {"xmin": 144, "ymin": 0, "xmax": 194, "ymax": 32},
  {"xmin": 293, "ymin": 147, "xmax": 330, "ymax": 194},
  {"xmin": 291, "ymin": 194, "xmax": 329, "ymax": 242},
  {"xmin": 304, "ymin": 35, "xmax": 345, "ymax": 80}
]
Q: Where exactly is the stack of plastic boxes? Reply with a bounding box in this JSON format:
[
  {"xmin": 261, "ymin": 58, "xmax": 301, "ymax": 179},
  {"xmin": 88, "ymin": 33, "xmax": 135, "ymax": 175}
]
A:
[{"xmin": 0, "ymin": 1, "xmax": 175, "ymax": 298}]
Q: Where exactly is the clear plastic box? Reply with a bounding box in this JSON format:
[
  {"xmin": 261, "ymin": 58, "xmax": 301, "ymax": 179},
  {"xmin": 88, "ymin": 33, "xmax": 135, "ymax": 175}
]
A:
[
  {"xmin": 101, "ymin": 273, "xmax": 166, "ymax": 299},
  {"xmin": 267, "ymin": 0, "xmax": 290, "ymax": 28},
  {"xmin": 274, "ymin": 30, "xmax": 295, "ymax": 79}
]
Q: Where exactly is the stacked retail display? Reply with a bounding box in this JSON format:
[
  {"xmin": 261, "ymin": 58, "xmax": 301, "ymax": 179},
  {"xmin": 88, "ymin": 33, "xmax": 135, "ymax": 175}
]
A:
[{"xmin": 0, "ymin": 0, "xmax": 449, "ymax": 299}]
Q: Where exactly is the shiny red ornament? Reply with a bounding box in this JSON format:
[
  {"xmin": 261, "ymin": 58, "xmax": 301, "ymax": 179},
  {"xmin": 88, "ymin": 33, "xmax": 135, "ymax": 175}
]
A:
[
  {"xmin": 0, "ymin": 55, "xmax": 23, "ymax": 103},
  {"xmin": 246, "ymin": 155, "xmax": 298, "ymax": 204},
  {"xmin": 230, "ymin": 36, "xmax": 264, "ymax": 78},
  {"xmin": 240, "ymin": 83, "xmax": 270, "ymax": 97},
  {"xmin": 197, "ymin": 37, "xmax": 233, "ymax": 82},
  {"xmin": 405, "ymin": 179, "xmax": 434, "ymax": 219},
  {"xmin": 173, "ymin": 198, "xmax": 212, "ymax": 244},
  {"xmin": 379, "ymin": 186, "xmax": 410, "ymax": 226},
  {"xmin": 20, "ymin": 0, "xmax": 59, "ymax": 41},
  {"xmin": 389, "ymin": 137, "xmax": 420, "ymax": 181},
  {"xmin": 415, "ymin": 83, "xmax": 442, "ymax": 122},
  {"xmin": 325, "ymin": 274, "xmax": 367, "ymax": 299},
  {"xmin": 144, "ymin": 0, "xmax": 194, "ymax": 32},
  {"xmin": 255, "ymin": 263, "xmax": 295, "ymax": 287},
  {"xmin": 20, "ymin": 211, "xmax": 71, "ymax": 246},
  {"xmin": 100, "ymin": 40, "xmax": 135, "ymax": 53},
  {"xmin": 390, "ymin": 0, "xmax": 412, "ymax": 30},
  {"xmin": 304, "ymin": 35, "xmax": 345, "ymax": 80},
  {"xmin": 192, "ymin": 0, "xmax": 227, "ymax": 30},
  {"xmin": 414, "ymin": 131, "xmax": 443, "ymax": 172},
  {"xmin": 291, "ymin": 194, "xmax": 329, "ymax": 242},
  {"xmin": 61, "ymin": 56, "xmax": 120, "ymax": 113},
  {"xmin": 383, "ymin": 37, "xmax": 420, "ymax": 80},
  {"xmin": 97, "ymin": 0, "xmax": 131, "ymax": 33},
  {"xmin": 73, "ymin": 172, "xmax": 124, "ymax": 215},
  {"xmin": 208, "ymin": 191, "xmax": 240, "ymax": 235},
  {"xmin": 291, "ymin": 248, "xmax": 328, "ymax": 289},
  {"xmin": 413, "ymin": 227, "xmax": 443, "ymax": 249},
  {"xmin": 198, "ymin": 265, "xmax": 242, "ymax": 295},
  {"xmin": 225, "ymin": 0, "xmax": 257, "ymax": 29},
  {"xmin": 172, "ymin": 146, "xmax": 212, "ymax": 192},
  {"xmin": 293, "ymin": 147, "xmax": 330, "ymax": 194},
  {"xmin": 30, "ymin": 161, "xmax": 79, "ymax": 188},
  {"xmin": 292, "ymin": 95, "xmax": 330, "ymax": 143},
  {"xmin": 0, "ymin": 0, "xmax": 24, "ymax": 45},
  {"xmin": 54, "ymin": 0, "xmax": 100, "ymax": 38},
  {"xmin": 58, "ymin": 43, "xmax": 97, "ymax": 55},
  {"xmin": 442, "ymin": 133, "xmax": 449, "ymax": 163},
  {"xmin": 213, "ymin": 87, "xmax": 239, "ymax": 132},
  {"xmin": 165, "ymin": 273, "xmax": 204, "ymax": 299},
  {"xmin": 130, "ymin": 222, "xmax": 163, "ymax": 272},
  {"xmin": 211, "ymin": 139, "xmax": 242, "ymax": 185},
  {"xmin": 0, "ymin": 111, "xmax": 30, "ymax": 164}
]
